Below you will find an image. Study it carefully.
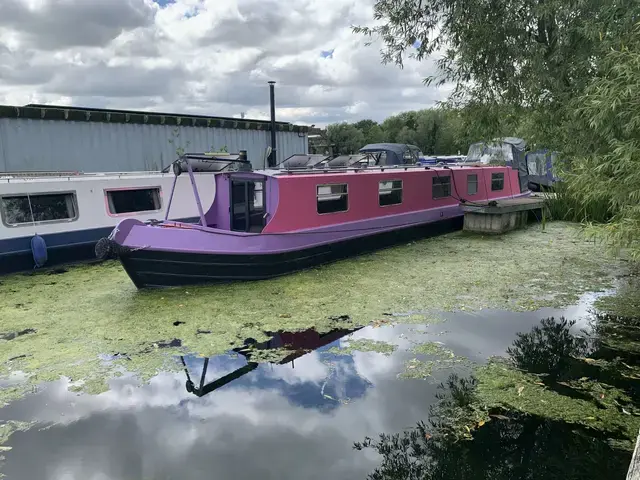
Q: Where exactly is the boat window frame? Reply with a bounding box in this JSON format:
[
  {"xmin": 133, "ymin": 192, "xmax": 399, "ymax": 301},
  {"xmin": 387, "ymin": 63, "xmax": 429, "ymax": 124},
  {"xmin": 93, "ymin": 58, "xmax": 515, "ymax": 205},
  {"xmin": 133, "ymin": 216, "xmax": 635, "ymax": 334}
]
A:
[
  {"xmin": 378, "ymin": 179, "xmax": 403, "ymax": 207},
  {"xmin": 229, "ymin": 177, "xmax": 267, "ymax": 233},
  {"xmin": 104, "ymin": 186, "xmax": 163, "ymax": 217},
  {"xmin": 491, "ymin": 172, "xmax": 505, "ymax": 191},
  {"xmin": 316, "ymin": 183, "xmax": 349, "ymax": 215},
  {"xmin": 0, "ymin": 190, "xmax": 79, "ymax": 228},
  {"xmin": 467, "ymin": 174, "xmax": 478, "ymax": 195},
  {"xmin": 432, "ymin": 175, "xmax": 451, "ymax": 199}
]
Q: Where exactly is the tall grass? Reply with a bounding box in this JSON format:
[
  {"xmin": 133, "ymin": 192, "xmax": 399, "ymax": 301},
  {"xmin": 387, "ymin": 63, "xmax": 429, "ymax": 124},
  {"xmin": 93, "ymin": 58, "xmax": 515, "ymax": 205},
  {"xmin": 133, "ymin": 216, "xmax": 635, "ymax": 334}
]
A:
[{"xmin": 544, "ymin": 181, "xmax": 613, "ymax": 224}]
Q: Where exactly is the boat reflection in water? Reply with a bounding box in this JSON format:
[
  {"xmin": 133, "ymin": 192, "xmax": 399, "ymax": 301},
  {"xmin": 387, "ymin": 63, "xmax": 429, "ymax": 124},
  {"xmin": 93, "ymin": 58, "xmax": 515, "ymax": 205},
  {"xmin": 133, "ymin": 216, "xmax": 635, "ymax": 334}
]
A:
[{"xmin": 180, "ymin": 327, "xmax": 363, "ymax": 398}]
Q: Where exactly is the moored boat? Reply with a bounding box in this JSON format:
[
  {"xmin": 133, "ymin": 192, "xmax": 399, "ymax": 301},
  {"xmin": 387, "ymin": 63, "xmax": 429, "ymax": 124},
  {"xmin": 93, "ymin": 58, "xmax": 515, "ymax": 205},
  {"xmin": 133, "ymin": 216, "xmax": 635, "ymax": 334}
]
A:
[
  {"xmin": 97, "ymin": 148, "xmax": 531, "ymax": 289},
  {"xmin": 0, "ymin": 169, "xmax": 216, "ymax": 275}
]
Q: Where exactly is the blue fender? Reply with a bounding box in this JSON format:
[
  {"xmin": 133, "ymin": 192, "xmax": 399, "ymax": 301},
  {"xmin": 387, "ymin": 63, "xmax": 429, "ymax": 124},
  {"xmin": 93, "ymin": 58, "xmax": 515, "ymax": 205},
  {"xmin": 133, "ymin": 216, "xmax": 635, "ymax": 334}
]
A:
[{"xmin": 31, "ymin": 234, "xmax": 48, "ymax": 268}]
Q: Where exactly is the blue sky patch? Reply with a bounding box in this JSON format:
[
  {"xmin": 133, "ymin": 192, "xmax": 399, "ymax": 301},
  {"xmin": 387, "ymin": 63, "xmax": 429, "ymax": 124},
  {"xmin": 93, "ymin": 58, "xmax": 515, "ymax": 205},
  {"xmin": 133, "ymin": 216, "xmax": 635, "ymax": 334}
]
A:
[{"xmin": 320, "ymin": 49, "xmax": 335, "ymax": 59}]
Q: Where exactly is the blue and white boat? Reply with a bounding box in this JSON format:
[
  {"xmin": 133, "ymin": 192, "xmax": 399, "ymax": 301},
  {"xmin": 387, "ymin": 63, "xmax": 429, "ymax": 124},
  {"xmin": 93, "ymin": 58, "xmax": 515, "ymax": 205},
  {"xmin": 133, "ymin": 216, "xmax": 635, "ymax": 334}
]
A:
[{"xmin": 0, "ymin": 169, "xmax": 217, "ymax": 275}]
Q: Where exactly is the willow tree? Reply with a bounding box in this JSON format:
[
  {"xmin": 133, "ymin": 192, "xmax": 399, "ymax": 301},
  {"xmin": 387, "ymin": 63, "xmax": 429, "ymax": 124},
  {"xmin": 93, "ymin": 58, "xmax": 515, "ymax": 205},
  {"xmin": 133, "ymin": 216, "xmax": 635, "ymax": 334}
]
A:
[
  {"xmin": 567, "ymin": 24, "xmax": 640, "ymax": 257},
  {"xmin": 353, "ymin": 0, "xmax": 635, "ymax": 147}
]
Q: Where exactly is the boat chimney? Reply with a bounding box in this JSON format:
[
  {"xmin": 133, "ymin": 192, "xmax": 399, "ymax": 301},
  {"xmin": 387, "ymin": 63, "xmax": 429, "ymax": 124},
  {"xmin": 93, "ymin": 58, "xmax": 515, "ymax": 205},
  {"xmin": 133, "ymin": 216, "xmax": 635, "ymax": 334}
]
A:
[{"xmin": 268, "ymin": 81, "xmax": 277, "ymax": 168}]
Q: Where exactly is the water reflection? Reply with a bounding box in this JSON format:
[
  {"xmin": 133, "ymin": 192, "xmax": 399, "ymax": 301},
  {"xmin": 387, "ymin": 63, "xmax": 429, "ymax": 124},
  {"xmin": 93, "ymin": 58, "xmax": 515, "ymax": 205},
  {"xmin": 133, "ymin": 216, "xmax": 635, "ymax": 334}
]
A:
[
  {"xmin": 508, "ymin": 315, "xmax": 640, "ymax": 408},
  {"xmin": 0, "ymin": 324, "xmax": 438, "ymax": 480},
  {"xmin": 180, "ymin": 327, "xmax": 363, "ymax": 399},
  {"xmin": 355, "ymin": 374, "xmax": 631, "ymax": 480},
  {"xmin": 356, "ymin": 314, "xmax": 640, "ymax": 479},
  {"xmin": 4, "ymin": 307, "xmax": 634, "ymax": 480}
]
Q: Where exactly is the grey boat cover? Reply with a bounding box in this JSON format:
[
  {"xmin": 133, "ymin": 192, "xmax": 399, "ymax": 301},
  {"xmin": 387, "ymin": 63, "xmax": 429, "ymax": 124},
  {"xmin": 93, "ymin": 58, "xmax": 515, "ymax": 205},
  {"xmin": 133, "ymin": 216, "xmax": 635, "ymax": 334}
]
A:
[
  {"xmin": 464, "ymin": 137, "xmax": 529, "ymax": 193},
  {"xmin": 526, "ymin": 149, "xmax": 560, "ymax": 188},
  {"xmin": 358, "ymin": 143, "xmax": 422, "ymax": 166}
]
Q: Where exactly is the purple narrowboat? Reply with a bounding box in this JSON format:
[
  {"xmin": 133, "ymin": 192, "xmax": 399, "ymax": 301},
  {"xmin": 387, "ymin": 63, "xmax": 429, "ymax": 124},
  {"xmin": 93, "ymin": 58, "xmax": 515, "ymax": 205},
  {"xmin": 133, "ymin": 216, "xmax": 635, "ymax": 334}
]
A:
[{"xmin": 96, "ymin": 151, "xmax": 530, "ymax": 288}]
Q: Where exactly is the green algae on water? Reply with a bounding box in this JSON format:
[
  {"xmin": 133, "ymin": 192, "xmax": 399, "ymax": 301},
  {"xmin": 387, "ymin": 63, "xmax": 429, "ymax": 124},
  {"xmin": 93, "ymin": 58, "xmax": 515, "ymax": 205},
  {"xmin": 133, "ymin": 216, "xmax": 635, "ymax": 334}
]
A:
[
  {"xmin": 400, "ymin": 341, "xmax": 471, "ymax": 379},
  {"xmin": 0, "ymin": 420, "xmax": 34, "ymax": 478},
  {"xmin": 0, "ymin": 222, "xmax": 628, "ymax": 401},
  {"xmin": 327, "ymin": 338, "xmax": 397, "ymax": 356},
  {"xmin": 475, "ymin": 360, "xmax": 640, "ymax": 450},
  {"xmin": 411, "ymin": 341, "xmax": 455, "ymax": 357}
]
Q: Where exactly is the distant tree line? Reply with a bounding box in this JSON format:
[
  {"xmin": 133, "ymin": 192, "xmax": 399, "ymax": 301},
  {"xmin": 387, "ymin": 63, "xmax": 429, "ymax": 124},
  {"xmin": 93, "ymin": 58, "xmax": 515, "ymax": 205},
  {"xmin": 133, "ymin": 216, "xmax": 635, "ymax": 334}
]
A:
[{"xmin": 323, "ymin": 109, "xmax": 472, "ymax": 156}]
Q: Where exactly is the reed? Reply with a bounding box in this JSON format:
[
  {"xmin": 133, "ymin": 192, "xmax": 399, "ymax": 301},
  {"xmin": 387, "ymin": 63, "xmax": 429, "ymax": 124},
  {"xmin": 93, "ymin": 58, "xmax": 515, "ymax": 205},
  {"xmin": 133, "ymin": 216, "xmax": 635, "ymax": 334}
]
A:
[{"xmin": 543, "ymin": 181, "xmax": 613, "ymax": 224}]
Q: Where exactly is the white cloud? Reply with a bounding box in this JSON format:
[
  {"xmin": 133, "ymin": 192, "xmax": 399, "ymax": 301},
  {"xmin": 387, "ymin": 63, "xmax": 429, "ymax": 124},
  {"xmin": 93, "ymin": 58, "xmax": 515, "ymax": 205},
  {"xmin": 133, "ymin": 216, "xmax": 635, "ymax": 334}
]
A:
[{"xmin": 0, "ymin": 0, "xmax": 450, "ymax": 126}]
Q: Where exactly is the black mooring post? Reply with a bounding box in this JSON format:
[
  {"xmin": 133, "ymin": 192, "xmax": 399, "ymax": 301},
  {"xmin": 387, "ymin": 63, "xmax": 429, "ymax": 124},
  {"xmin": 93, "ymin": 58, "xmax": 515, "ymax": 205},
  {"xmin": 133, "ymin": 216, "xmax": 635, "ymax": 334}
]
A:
[{"xmin": 268, "ymin": 81, "xmax": 277, "ymax": 167}]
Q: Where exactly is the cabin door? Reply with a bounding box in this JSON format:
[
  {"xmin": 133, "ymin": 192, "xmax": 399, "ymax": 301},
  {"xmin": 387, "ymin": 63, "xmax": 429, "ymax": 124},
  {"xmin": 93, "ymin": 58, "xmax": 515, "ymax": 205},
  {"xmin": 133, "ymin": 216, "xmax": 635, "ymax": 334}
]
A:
[{"xmin": 230, "ymin": 179, "xmax": 266, "ymax": 233}]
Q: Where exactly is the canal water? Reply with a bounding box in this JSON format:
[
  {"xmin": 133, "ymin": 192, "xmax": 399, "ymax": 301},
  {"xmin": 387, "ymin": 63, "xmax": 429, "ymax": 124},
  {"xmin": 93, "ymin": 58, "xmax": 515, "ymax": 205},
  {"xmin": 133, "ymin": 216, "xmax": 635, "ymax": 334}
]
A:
[
  {"xmin": 1, "ymin": 223, "xmax": 638, "ymax": 479},
  {"xmin": 1, "ymin": 294, "xmax": 633, "ymax": 480}
]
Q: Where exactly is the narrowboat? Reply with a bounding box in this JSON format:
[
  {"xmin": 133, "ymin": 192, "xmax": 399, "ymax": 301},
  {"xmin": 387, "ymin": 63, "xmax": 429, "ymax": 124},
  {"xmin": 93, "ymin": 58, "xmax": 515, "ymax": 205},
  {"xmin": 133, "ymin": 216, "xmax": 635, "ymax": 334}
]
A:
[
  {"xmin": 0, "ymin": 169, "xmax": 217, "ymax": 275},
  {"xmin": 97, "ymin": 148, "xmax": 531, "ymax": 289}
]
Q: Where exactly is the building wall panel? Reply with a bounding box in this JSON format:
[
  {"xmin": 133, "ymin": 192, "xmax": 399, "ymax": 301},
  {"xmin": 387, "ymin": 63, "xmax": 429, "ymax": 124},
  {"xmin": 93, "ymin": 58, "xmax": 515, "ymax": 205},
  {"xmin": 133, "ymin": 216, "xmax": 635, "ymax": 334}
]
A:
[{"xmin": 0, "ymin": 118, "xmax": 308, "ymax": 172}]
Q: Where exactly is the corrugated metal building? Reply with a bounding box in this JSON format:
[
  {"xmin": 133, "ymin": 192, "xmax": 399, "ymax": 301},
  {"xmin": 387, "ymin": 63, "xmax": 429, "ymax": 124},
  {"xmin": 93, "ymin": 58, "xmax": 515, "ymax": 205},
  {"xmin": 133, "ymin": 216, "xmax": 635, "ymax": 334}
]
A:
[{"xmin": 0, "ymin": 104, "xmax": 309, "ymax": 172}]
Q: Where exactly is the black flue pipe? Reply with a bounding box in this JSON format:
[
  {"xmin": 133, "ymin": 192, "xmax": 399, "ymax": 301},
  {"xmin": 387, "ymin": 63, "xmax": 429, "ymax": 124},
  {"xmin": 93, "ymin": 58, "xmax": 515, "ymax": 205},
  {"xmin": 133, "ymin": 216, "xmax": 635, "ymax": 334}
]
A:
[{"xmin": 268, "ymin": 81, "xmax": 277, "ymax": 167}]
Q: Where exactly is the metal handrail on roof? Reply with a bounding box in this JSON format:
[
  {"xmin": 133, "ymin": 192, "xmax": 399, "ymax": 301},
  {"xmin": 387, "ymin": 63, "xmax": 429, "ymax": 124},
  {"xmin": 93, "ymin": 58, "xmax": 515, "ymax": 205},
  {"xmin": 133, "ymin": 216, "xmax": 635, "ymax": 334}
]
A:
[{"xmin": 273, "ymin": 163, "xmax": 480, "ymax": 175}]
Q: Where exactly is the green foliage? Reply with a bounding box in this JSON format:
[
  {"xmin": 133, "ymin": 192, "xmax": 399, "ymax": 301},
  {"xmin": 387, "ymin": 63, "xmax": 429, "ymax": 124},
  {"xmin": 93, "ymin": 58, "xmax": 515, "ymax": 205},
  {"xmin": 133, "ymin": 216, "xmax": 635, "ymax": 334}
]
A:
[
  {"xmin": 353, "ymin": 0, "xmax": 633, "ymax": 107},
  {"xmin": 213, "ymin": 145, "xmax": 228, "ymax": 153},
  {"xmin": 326, "ymin": 122, "xmax": 366, "ymax": 154},
  {"xmin": 365, "ymin": 124, "xmax": 386, "ymax": 144},
  {"xmin": 565, "ymin": 24, "xmax": 640, "ymax": 258},
  {"xmin": 325, "ymin": 108, "xmax": 468, "ymax": 156},
  {"xmin": 167, "ymin": 128, "xmax": 190, "ymax": 157},
  {"xmin": 544, "ymin": 183, "xmax": 613, "ymax": 225}
]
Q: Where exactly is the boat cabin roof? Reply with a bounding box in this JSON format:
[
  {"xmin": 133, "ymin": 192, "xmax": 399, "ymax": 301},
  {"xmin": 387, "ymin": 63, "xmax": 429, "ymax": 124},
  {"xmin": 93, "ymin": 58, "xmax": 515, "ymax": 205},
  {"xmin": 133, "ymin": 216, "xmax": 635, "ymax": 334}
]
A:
[{"xmin": 241, "ymin": 162, "xmax": 511, "ymax": 180}]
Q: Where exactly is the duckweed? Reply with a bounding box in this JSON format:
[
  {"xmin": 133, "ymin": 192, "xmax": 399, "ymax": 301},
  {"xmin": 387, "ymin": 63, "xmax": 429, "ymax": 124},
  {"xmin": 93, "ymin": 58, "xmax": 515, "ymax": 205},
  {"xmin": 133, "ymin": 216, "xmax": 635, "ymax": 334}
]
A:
[{"xmin": 0, "ymin": 222, "xmax": 628, "ymax": 401}]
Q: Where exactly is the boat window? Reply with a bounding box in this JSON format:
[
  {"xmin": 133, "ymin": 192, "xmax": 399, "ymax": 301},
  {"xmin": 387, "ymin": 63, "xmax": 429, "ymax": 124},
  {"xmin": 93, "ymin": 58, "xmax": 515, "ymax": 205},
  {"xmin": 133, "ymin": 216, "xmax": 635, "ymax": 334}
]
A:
[
  {"xmin": 317, "ymin": 183, "xmax": 348, "ymax": 214},
  {"xmin": 379, "ymin": 180, "xmax": 402, "ymax": 206},
  {"xmin": 432, "ymin": 175, "xmax": 451, "ymax": 199},
  {"xmin": 467, "ymin": 174, "xmax": 478, "ymax": 195},
  {"xmin": 491, "ymin": 173, "xmax": 505, "ymax": 191},
  {"xmin": 106, "ymin": 187, "xmax": 161, "ymax": 215},
  {"xmin": 1, "ymin": 192, "xmax": 78, "ymax": 226},
  {"xmin": 253, "ymin": 182, "xmax": 264, "ymax": 209}
]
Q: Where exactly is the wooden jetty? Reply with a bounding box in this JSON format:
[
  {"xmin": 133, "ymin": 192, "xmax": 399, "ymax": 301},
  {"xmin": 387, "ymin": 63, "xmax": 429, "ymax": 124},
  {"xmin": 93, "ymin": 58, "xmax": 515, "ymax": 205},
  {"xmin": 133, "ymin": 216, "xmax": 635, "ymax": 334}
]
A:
[{"xmin": 461, "ymin": 194, "xmax": 547, "ymax": 234}]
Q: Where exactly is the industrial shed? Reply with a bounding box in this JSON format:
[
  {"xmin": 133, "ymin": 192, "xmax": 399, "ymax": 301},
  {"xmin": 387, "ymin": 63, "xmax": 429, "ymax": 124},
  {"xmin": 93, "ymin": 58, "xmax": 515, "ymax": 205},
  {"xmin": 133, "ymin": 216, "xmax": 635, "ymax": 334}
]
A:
[{"xmin": 0, "ymin": 104, "xmax": 309, "ymax": 172}]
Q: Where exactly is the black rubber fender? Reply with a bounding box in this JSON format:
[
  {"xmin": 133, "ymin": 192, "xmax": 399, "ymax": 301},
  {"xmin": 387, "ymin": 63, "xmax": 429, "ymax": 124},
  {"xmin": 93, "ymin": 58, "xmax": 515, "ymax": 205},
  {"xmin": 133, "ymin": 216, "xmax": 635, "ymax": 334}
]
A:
[{"xmin": 95, "ymin": 237, "xmax": 114, "ymax": 260}]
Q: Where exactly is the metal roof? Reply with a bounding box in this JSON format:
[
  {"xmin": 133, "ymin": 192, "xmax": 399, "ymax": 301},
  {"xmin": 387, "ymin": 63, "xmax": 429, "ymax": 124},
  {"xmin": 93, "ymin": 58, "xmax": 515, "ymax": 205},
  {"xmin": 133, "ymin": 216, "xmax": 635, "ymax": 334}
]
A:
[{"xmin": 0, "ymin": 103, "xmax": 309, "ymax": 133}]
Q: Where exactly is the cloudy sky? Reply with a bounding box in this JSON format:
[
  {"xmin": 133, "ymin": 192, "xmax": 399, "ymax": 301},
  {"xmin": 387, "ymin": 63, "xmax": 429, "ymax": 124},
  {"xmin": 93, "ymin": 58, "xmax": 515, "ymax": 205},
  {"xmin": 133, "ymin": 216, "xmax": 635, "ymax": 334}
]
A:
[{"xmin": 0, "ymin": 0, "xmax": 449, "ymax": 126}]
